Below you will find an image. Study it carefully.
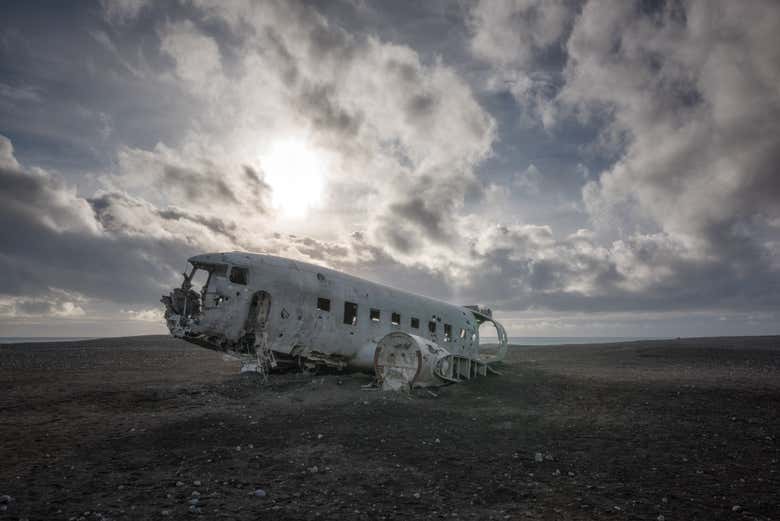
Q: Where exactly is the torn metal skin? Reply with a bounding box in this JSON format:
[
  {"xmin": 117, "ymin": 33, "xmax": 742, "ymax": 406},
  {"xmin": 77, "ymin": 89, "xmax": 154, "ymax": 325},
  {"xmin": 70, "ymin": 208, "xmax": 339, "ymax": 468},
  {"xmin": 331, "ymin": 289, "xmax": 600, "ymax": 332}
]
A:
[{"xmin": 161, "ymin": 252, "xmax": 508, "ymax": 390}]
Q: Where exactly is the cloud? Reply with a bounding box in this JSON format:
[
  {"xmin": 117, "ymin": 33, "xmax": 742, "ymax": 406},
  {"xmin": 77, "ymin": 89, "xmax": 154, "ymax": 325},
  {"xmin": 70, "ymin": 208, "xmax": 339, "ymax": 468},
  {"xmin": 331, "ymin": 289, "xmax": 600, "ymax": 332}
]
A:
[
  {"xmin": 1, "ymin": 1, "xmax": 779, "ymax": 336},
  {"xmin": 467, "ymin": 0, "xmax": 574, "ymax": 123},
  {"xmin": 0, "ymin": 288, "xmax": 87, "ymax": 319},
  {"xmin": 562, "ymin": 1, "xmax": 780, "ymax": 249}
]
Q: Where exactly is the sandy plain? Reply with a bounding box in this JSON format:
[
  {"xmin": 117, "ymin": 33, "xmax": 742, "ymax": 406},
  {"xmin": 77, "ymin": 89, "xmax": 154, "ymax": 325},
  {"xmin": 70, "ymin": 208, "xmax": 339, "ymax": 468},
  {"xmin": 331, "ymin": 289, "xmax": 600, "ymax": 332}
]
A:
[{"xmin": 0, "ymin": 335, "xmax": 778, "ymax": 520}]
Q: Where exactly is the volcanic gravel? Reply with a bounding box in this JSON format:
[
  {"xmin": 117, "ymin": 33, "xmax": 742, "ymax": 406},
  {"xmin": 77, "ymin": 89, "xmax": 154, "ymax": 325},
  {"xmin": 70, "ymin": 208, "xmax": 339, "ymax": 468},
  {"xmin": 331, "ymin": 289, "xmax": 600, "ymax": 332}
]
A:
[{"xmin": 1, "ymin": 335, "xmax": 778, "ymax": 520}]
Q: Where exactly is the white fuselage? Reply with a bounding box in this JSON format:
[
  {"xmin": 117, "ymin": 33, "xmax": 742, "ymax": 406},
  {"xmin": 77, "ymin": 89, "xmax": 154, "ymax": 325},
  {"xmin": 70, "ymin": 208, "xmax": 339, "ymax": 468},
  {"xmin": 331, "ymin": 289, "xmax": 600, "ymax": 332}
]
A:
[{"xmin": 162, "ymin": 252, "xmax": 505, "ymax": 372}]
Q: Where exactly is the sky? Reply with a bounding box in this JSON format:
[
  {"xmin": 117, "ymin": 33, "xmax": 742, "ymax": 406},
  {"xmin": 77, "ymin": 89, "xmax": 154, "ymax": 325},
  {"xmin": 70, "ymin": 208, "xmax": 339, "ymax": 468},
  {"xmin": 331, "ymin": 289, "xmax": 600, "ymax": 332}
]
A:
[{"xmin": 1, "ymin": 0, "xmax": 779, "ymax": 338}]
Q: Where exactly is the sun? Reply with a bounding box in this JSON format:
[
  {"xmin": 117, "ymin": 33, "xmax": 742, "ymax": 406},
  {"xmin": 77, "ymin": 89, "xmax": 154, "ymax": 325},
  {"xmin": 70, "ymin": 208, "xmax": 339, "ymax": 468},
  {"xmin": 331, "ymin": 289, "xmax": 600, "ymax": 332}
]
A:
[{"xmin": 261, "ymin": 139, "xmax": 326, "ymax": 219}]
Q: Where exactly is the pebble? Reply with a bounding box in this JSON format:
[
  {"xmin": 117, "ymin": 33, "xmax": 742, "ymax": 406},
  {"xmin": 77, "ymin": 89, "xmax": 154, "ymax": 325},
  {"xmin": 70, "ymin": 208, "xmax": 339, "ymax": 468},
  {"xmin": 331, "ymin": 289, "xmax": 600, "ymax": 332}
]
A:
[
  {"xmin": 254, "ymin": 489, "xmax": 267, "ymax": 498},
  {"xmin": 193, "ymin": 480, "xmax": 201, "ymax": 486},
  {"xmin": 161, "ymin": 510, "xmax": 170, "ymax": 516},
  {"xmin": 732, "ymin": 505, "xmax": 742, "ymax": 512},
  {"xmin": 191, "ymin": 491, "xmax": 200, "ymax": 497},
  {"xmin": 308, "ymin": 465, "xmax": 319, "ymax": 473},
  {"xmin": 176, "ymin": 481, "xmax": 185, "ymax": 487},
  {"xmin": 657, "ymin": 515, "xmax": 665, "ymax": 521},
  {"xmin": 413, "ymin": 492, "xmax": 421, "ymax": 499},
  {"xmin": 534, "ymin": 452, "xmax": 543, "ymax": 463}
]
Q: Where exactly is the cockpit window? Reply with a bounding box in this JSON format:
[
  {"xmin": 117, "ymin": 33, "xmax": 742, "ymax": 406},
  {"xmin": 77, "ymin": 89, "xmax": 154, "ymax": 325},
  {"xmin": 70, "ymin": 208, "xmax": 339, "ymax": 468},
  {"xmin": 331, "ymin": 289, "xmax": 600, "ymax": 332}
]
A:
[{"xmin": 229, "ymin": 266, "xmax": 248, "ymax": 285}]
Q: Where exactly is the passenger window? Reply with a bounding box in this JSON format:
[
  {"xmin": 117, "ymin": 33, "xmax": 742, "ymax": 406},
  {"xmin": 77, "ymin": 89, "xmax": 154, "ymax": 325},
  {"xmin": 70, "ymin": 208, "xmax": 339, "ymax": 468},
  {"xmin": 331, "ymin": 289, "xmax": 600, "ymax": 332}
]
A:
[
  {"xmin": 411, "ymin": 317, "xmax": 420, "ymax": 329},
  {"xmin": 343, "ymin": 302, "xmax": 358, "ymax": 325},
  {"xmin": 317, "ymin": 297, "xmax": 330, "ymax": 312},
  {"xmin": 428, "ymin": 321, "xmax": 436, "ymax": 333},
  {"xmin": 444, "ymin": 324, "xmax": 452, "ymax": 342},
  {"xmin": 229, "ymin": 266, "xmax": 248, "ymax": 285},
  {"xmin": 370, "ymin": 308, "xmax": 381, "ymax": 322},
  {"xmin": 391, "ymin": 312, "xmax": 400, "ymax": 325}
]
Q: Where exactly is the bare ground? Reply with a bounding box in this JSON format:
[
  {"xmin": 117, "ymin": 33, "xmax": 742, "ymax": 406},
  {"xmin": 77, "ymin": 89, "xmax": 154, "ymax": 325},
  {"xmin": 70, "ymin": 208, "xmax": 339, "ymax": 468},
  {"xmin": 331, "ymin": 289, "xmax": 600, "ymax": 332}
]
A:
[{"xmin": 0, "ymin": 335, "xmax": 778, "ymax": 520}]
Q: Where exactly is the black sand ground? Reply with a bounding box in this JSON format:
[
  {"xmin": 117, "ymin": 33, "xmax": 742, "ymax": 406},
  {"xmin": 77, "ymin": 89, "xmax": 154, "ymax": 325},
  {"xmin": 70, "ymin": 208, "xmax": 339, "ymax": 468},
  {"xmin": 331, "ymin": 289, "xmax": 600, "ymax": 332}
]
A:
[{"xmin": 1, "ymin": 335, "xmax": 778, "ymax": 520}]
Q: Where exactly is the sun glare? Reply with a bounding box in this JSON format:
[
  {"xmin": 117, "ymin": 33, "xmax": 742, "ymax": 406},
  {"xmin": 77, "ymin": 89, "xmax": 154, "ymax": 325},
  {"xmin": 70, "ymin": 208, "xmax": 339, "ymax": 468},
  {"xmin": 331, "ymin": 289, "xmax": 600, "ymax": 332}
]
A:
[{"xmin": 261, "ymin": 139, "xmax": 326, "ymax": 219}]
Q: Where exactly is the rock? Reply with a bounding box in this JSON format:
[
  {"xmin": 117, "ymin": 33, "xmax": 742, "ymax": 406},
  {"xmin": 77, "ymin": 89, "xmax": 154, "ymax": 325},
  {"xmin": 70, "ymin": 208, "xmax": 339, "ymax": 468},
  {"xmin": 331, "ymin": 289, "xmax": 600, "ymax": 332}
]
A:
[
  {"xmin": 434, "ymin": 438, "xmax": 441, "ymax": 444},
  {"xmin": 191, "ymin": 491, "xmax": 200, "ymax": 497},
  {"xmin": 534, "ymin": 452, "xmax": 543, "ymax": 463},
  {"xmin": 657, "ymin": 515, "xmax": 665, "ymax": 521},
  {"xmin": 161, "ymin": 510, "xmax": 170, "ymax": 516},
  {"xmin": 413, "ymin": 492, "xmax": 421, "ymax": 499},
  {"xmin": 317, "ymin": 434, "xmax": 323, "ymax": 439},
  {"xmin": 176, "ymin": 481, "xmax": 185, "ymax": 487},
  {"xmin": 732, "ymin": 505, "xmax": 742, "ymax": 512},
  {"xmin": 254, "ymin": 489, "xmax": 267, "ymax": 498},
  {"xmin": 0, "ymin": 495, "xmax": 14, "ymax": 504},
  {"xmin": 308, "ymin": 465, "xmax": 319, "ymax": 473},
  {"xmin": 193, "ymin": 480, "xmax": 201, "ymax": 486}
]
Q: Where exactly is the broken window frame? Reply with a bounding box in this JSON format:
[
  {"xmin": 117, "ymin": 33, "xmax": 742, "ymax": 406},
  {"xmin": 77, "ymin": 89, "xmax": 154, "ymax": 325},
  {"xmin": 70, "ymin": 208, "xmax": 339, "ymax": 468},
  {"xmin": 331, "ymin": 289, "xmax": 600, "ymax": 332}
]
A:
[
  {"xmin": 317, "ymin": 297, "xmax": 331, "ymax": 312},
  {"xmin": 410, "ymin": 317, "xmax": 420, "ymax": 329},
  {"xmin": 370, "ymin": 308, "xmax": 381, "ymax": 322},
  {"xmin": 229, "ymin": 266, "xmax": 248, "ymax": 285},
  {"xmin": 343, "ymin": 301, "xmax": 358, "ymax": 326},
  {"xmin": 391, "ymin": 312, "xmax": 401, "ymax": 325},
  {"xmin": 444, "ymin": 323, "xmax": 452, "ymax": 342}
]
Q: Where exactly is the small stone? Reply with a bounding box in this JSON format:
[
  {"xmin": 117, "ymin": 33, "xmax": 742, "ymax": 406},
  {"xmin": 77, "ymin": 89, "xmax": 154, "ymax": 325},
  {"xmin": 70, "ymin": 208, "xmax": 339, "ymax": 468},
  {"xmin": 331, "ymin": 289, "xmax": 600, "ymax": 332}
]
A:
[
  {"xmin": 176, "ymin": 481, "xmax": 185, "ymax": 487},
  {"xmin": 191, "ymin": 491, "xmax": 200, "ymax": 497},
  {"xmin": 413, "ymin": 492, "xmax": 421, "ymax": 499},
  {"xmin": 732, "ymin": 505, "xmax": 742, "ymax": 512},
  {"xmin": 161, "ymin": 510, "xmax": 170, "ymax": 516},
  {"xmin": 317, "ymin": 434, "xmax": 323, "ymax": 439},
  {"xmin": 254, "ymin": 488, "xmax": 267, "ymax": 498},
  {"xmin": 656, "ymin": 516, "xmax": 664, "ymax": 521},
  {"xmin": 434, "ymin": 438, "xmax": 441, "ymax": 444},
  {"xmin": 534, "ymin": 452, "xmax": 543, "ymax": 463},
  {"xmin": 308, "ymin": 466, "xmax": 319, "ymax": 473},
  {"xmin": 193, "ymin": 480, "xmax": 201, "ymax": 486}
]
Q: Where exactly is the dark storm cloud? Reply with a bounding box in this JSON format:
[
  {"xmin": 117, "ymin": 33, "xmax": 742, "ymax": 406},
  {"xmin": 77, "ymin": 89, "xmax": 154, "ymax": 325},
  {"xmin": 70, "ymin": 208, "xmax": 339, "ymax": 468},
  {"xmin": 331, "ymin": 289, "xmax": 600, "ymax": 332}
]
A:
[
  {"xmin": 89, "ymin": 192, "xmax": 241, "ymax": 243},
  {"xmin": 387, "ymin": 197, "xmax": 450, "ymax": 244},
  {"xmin": 0, "ymin": 135, "xmax": 204, "ymax": 305},
  {"xmin": 297, "ymin": 83, "xmax": 364, "ymax": 137},
  {"xmin": 162, "ymin": 164, "xmax": 238, "ymax": 204}
]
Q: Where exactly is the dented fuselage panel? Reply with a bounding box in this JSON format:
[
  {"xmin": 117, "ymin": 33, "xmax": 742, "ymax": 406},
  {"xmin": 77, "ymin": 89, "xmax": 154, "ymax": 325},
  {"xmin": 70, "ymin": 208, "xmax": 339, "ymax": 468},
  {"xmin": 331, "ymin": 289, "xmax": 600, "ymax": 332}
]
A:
[{"xmin": 161, "ymin": 251, "xmax": 508, "ymax": 388}]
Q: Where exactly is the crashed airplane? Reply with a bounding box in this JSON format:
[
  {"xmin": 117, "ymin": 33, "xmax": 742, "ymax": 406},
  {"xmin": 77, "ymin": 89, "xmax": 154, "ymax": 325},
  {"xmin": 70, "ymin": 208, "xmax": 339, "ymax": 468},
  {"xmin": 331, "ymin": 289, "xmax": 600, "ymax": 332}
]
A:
[{"xmin": 161, "ymin": 252, "xmax": 507, "ymax": 390}]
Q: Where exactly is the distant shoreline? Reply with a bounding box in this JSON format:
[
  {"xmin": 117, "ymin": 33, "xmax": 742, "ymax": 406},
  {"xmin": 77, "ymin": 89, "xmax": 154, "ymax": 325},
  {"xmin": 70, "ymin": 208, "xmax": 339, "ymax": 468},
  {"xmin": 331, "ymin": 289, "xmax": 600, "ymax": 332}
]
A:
[{"xmin": 0, "ymin": 337, "xmax": 98, "ymax": 344}]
